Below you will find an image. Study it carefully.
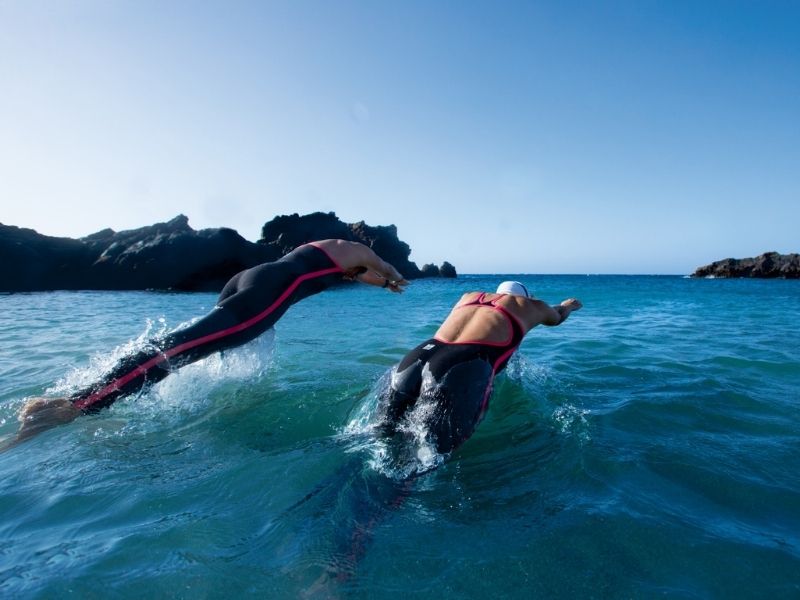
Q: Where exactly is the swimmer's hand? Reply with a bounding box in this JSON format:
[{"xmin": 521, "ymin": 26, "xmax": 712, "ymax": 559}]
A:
[
  {"xmin": 560, "ymin": 298, "xmax": 583, "ymax": 311},
  {"xmin": 351, "ymin": 268, "xmax": 409, "ymax": 293},
  {"xmin": 15, "ymin": 397, "xmax": 80, "ymax": 444},
  {"xmin": 385, "ymin": 278, "xmax": 409, "ymax": 294}
]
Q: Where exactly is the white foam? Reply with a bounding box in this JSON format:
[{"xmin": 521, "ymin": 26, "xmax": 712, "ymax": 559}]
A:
[
  {"xmin": 46, "ymin": 319, "xmax": 276, "ymax": 430},
  {"xmin": 340, "ymin": 367, "xmax": 447, "ymax": 479},
  {"xmin": 552, "ymin": 403, "xmax": 591, "ymax": 443}
]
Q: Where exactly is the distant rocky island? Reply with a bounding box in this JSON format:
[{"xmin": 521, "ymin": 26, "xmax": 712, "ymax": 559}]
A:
[
  {"xmin": 692, "ymin": 252, "xmax": 799, "ymax": 279},
  {"xmin": 0, "ymin": 212, "xmax": 457, "ymax": 293}
]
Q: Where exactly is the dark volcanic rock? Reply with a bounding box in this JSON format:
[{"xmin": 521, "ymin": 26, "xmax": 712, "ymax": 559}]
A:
[
  {"xmin": 416, "ymin": 262, "xmax": 456, "ymax": 278},
  {"xmin": 81, "ymin": 215, "xmax": 276, "ymax": 291},
  {"xmin": 0, "ymin": 212, "xmax": 456, "ymax": 292},
  {"xmin": 0, "ymin": 215, "xmax": 274, "ymax": 292},
  {"xmin": 260, "ymin": 212, "xmax": 432, "ymax": 280},
  {"xmin": 348, "ymin": 220, "xmax": 421, "ymax": 279},
  {"xmin": 260, "ymin": 212, "xmax": 352, "ymax": 253},
  {"xmin": 440, "ymin": 261, "xmax": 457, "ymax": 278},
  {"xmin": 692, "ymin": 252, "xmax": 800, "ymax": 279},
  {"xmin": 0, "ymin": 224, "xmax": 96, "ymax": 291},
  {"xmin": 420, "ymin": 264, "xmax": 440, "ymax": 278}
]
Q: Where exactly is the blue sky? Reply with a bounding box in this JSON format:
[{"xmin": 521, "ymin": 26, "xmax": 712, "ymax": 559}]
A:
[{"xmin": 1, "ymin": 1, "xmax": 797, "ymax": 274}]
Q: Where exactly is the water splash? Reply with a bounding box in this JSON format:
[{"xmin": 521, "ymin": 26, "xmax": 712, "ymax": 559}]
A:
[
  {"xmin": 340, "ymin": 369, "xmax": 446, "ymax": 480},
  {"xmin": 504, "ymin": 353, "xmax": 552, "ymax": 387},
  {"xmin": 42, "ymin": 317, "xmax": 276, "ymax": 434},
  {"xmin": 505, "ymin": 354, "xmax": 592, "ymax": 443},
  {"xmin": 47, "ymin": 316, "xmax": 171, "ymax": 397},
  {"xmin": 552, "ymin": 403, "xmax": 591, "ymax": 443}
]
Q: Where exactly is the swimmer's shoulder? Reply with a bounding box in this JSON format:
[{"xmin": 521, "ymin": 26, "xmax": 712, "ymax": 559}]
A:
[{"xmin": 455, "ymin": 291, "xmax": 481, "ymax": 306}]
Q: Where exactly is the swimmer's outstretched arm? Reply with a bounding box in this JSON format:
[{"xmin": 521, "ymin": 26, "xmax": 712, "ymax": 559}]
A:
[
  {"xmin": 323, "ymin": 240, "xmax": 409, "ymax": 293},
  {"xmin": 360, "ymin": 250, "xmax": 409, "ymax": 293},
  {"xmin": 540, "ymin": 298, "xmax": 583, "ymax": 326}
]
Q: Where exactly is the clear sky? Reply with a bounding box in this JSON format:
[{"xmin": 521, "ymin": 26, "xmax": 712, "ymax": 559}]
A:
[{"xmin": 1, "ymin": 1, "xmax": 798, "ymax": 274}]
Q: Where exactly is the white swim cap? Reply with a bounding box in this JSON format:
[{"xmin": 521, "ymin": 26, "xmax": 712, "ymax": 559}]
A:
[{"xmin": 496, "ymin": 281, "xmax": 530, "ymax": 298}]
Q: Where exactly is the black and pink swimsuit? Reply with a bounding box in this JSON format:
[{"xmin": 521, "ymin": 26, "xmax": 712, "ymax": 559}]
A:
[
  {"xmin": 71, "ymin": 244, "xmax": 344, "ymax": 412},
  {"xmin": 379, "ymin": 293, "xmax": 526, "ymax": 454}
]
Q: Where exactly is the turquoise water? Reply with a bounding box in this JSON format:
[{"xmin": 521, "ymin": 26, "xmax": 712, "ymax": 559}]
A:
[{"xmin": 1, "ymin": 276, "xmax": 799, "ymax": 598}]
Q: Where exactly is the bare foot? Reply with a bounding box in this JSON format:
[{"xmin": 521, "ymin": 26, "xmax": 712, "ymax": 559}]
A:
[{"xmin": 14, "ymin": 397, "xmax": 80, "ymax": 444}]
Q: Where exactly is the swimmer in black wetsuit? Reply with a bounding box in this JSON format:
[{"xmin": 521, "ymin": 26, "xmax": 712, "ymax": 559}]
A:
[
  {"xmin": 12, "ymin": 240, "xmax": 408, "ymax": 445},
  {"xmin": 379, "ymin": 281, "xmax": 582, "ymax": 454}
]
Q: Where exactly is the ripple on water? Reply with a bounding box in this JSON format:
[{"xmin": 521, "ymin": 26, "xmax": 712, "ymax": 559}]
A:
[{"xmin": 2, "ymin": 281, "xmax": 800, "ymax": 597}]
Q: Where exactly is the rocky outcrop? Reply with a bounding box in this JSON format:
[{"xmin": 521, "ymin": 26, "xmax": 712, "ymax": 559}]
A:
[
  {"xmin": 439, "ymin": 261, "xmax": 457, "ymax": 278},
  {"xmin": 0, "ymin": 224, "xmax": 96, "ymax": 291},
  {"xmin": 418, "ymin": 261, "xmax": 456, "ymax": 278},
  {"xmin": 260, "ymin": 212, "xmax": 424, "ymax": 279},
  {"xmin": 80, "ymin": 215, "xmax": 275, "ymax": 291},
  {"xmin": 0, "ymin": 212, "xmax": 457, "ymax": 292},
  {"xmin": 692, "ymin": 252, "xmax": 800, "ymax": 279}
]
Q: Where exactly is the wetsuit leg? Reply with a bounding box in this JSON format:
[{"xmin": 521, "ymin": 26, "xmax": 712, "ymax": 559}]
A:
[
  {"xmin": 418, "ymin": 355, "xmax": 493, "ymax": 454},
  {"xmin": 380, "ymin": 340, "xmax": 494, "ymax": 454},
  {"xmin": 70, "ymin": 298, "xmax": 271, "ymax": 412},
  {"xmin": 71, "ymin": 264, "xmax": 296, "ymax": 413},
  {"xmin": 378, "ymin": 343, "xmax": 427, "ymax": 426},
  {"xmin": 69, "ymin": 246, "xmax": 342, "ymax": 413}
]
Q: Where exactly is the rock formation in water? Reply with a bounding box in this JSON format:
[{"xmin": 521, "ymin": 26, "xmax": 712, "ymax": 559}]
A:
[
  {"xmin": 0, "ymin": 212, "xmax": 457, "ymax": 292},
  {"xmin": 692, "ymin": 252, "xmax": 800, "ymax": 279}
]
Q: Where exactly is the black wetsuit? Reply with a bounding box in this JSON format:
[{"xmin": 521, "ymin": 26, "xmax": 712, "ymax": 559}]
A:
[
  {"xmin": 379, "ymin": 293, "xmax": 525, "ymax": 454},
  {"xmin": 71, "ymin": 244, "xmax": 344, "ymax": 412}
]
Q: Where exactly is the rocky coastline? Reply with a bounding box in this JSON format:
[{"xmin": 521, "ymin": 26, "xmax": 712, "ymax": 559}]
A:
[
  {"xmin": 0, "ymin": 212, "xmax": 456, "ymax": 293},
  {"xmin": 692, "ymin": 252, "xmax": 800, "ymax": 279}
]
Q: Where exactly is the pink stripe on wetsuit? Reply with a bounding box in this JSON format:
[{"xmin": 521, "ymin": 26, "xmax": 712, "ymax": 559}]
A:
[{"xmin": 71, "ymin": 244, "xmax": 344, "ymax": 412}]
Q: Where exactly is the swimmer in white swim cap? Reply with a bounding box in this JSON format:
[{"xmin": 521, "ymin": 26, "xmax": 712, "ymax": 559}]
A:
[
  {"xmin": 496, "ymin": 280, "xmax": 531, "ymax": 298},
  {"xmin": 379, "ymin": 280, "xmax": 582, "ymax": 454}
]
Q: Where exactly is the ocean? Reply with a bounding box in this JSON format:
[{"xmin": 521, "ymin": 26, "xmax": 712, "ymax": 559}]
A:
[{"xmin": 1, "ymin": 275, "xmax": 798, "ymax": 598}]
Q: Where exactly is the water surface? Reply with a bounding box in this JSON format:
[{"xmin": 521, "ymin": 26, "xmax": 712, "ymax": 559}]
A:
[{"xmin": 1, "ymin": 276, "xmax": 798, "ymax": 597}]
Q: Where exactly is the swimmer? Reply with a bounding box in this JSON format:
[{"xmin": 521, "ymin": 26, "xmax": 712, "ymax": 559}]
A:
[
  {"xmin": 12, "ymin": 240, "xmax": 408, "ymax": 445},
  {"xmin": 378, "ymin": 281, "xmax": 582, "ymax": 454}
]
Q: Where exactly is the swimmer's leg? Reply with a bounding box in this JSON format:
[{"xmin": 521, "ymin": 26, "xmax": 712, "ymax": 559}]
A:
[
  {"xmin": 9, "ymin": 267, "xmax": 292, "ymax": 446},
  {"xmin": 70, "ymin": 298, "xmax": 271, "ymax": 413},
  {"xmin": 376, "ymin": 353, "xmax": 426, "ymax": 432},
  {"xmin": 7, "ymin": 300, "xmax": 271, "ymax": 447},
  {"xmin": 375, "ymin": 340, "xmax": 442, "ymax": 432},
  {"xmin": 1, "ymin": 397, "xmax": 80, "ymax": 451},
  {"xmin": 419, "ymin": 358, "xmax": 493, "ymax": 455}
]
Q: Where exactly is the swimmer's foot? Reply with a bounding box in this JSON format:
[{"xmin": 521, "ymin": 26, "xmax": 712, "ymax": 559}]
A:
[{"xmin": 14, "ymin": 397, "xmax": 80, "ymax": 444}]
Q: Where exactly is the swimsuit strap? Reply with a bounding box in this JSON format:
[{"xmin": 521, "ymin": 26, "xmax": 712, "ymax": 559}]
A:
[
  {"xmin": 460, "ymin": 291, "xmax": 491, "ymax": 308},
  {"xmin": 454, "ymin": 292, "xmax": 526, "ymax": 350},
  {"xmin": 305, "ymin": 242, "xmax": 345, "ymax": 271}
]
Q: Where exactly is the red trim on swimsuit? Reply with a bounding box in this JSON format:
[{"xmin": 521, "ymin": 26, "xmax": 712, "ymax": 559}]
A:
[
  {"xmin": 435, "ymin": 292, "xmax": 527, "ymax": 420},
  {"xmin": 434, "ymin": 292, "xmax": 525, "ymax": 349},
  {"xmin": 478, "ymin": 345, "xmax": 519, "ymax": 417}
]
